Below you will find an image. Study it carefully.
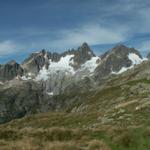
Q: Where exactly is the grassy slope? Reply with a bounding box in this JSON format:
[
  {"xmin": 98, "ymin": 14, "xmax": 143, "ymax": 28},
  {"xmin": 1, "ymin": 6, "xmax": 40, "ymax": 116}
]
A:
[{"xmin": 0, "ymin": 78, "xmax": 150, "ymax": 149}]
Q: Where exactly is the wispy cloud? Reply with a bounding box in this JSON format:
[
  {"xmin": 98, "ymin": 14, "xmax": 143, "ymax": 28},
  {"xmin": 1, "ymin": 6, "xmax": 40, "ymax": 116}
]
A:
[
  {"xmin": 0, "ymin": 40, "xmax": 24, "ymax": 56},
  {"xmin": 46, "ymin": 24, "xmax": 130, "ymax": 49},
  {"xmin": 1, "ymin": 0, "xmax": 150, "ymax": 61},
  {"xmin": 0, "ymin": 23, "xmax": 133, "ymax": 56}
]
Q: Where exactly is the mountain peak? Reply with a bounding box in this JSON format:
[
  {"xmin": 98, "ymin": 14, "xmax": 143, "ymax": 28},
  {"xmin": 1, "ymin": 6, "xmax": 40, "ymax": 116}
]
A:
[
  {"xmin": 39, "ymin": 49, "xmax": 47, "ymax": 55},
  {"xmin": 110, "ymin": 44, "xmax": 142, "ymax": 58},
  {"xmin": 80, "ymin": 42, "xmax": 90, "ymax": 49},
  {"xmin": 7, "ymin": 60, "xmax": 18, "ymax": 65},
  {"xmin": 113, "ymin": 44, "xmax": 127, "ymax": 49},
  {"xmin": 0, "ymin": 60, "xmax": 24, "ymax": 82},
  {"xmin": 78, "ymin": 42, "xmax": 94, "ymax": 55},
  {"xmin": 68, "ymin": 43, "xmax": 96, "ymax": 70},
  {"xmin": 95, "ymin": 44, "xmax": 144, "ymax": 80}
]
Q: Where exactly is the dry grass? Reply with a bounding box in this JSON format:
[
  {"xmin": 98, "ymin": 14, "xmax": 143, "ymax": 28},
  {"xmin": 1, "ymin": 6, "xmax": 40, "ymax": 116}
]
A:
[
  {"xmin": 88, "ymin": 139, "xmax": 110, "ymax": 150},
  {"xmin": 0, "ymin": 138, "xmax": 39, "ymax": 150},
  {"xmin": 0, "ymin": 139, "xmax": 110, "ymax": 150},
  {"xmin": 0, "ymin": 126, "xmax": 150, "ymax": 150},
  {"xmin": 0, "ymin": 127, "xmax": 111, "ymax": 150},
  {"xmin": 43, "ymin": 141, "xmax": 79, "ymax": 150}
]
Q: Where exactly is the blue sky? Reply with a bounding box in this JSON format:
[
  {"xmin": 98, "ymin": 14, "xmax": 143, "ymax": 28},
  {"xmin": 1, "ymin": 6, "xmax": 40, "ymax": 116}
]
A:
[{"xmin": 0, "ymin": 0, "xmax": 150, "ymax": 63}]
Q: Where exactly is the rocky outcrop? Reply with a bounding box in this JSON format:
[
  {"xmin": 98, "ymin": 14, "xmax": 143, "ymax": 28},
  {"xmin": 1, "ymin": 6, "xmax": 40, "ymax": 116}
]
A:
[
  {"xmin": 22, "ymin": 43, "xmax": 95, "ymax": 74},
  {"xmin": 0, "ymin": 60, "xmax": 24, "ymax": 82},
  {"xmin": 147, "ymin": 52, "xmax": 150, "ymax": 59},
  {"xmin": 20, "ymin": 43, "xmax": 97, "ymax": 95},
  {"xmin": 0, "ymin": 80, "xmax": 84, "ymax": 123},
  {"xmin": 22, "ymin": 49, "xmax": 59, "ymax": 74},
  {"xmin": 94, "ymin": 44, "xmax": 143, "ymax": 80},
  {"xmin": 70, "ymin": 42, "xmax": 95, "ymax": 70}
]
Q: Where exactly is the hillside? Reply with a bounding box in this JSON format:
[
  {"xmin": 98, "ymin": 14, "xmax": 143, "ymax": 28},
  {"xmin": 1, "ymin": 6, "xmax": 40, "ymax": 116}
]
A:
[{"xmin": 1, "ymin": 76, "xmax": 150, "ymax": 149}]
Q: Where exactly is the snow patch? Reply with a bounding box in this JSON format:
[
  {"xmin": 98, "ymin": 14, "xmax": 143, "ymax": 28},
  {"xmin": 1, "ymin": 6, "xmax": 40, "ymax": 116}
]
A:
[
  {"xmin": 21, "ymin": 76, "xmax": 32, "ymax": 80},
  {"xmin": 49, "ymin": 54, "xmax": 74, "ymax": 72},
  {"xmin": 112, "ymin": 53, "xmax": 147, "ymax": 75},
  {"xmin": 21, "ymin": 73, "xmax": 33, "ymax": 80},
  {"xmin": 128, "ymin": 53, "xmax": 146, "ymax": 65},
  {"xmin": 47, "ymin": 92, "xmax": 53, "ymax": 96},
  {"xmin": 36, "ymin": 66, "xmax": 49, "ymax": 81},
  {"xmin": 112, "ymin": 66, "xmax": 133, "ymax": 75},
  {"xmin": 80, "ymin": 56, "xmax": 100, "ymax": 73},
  {"xmin": 36, "ymin": 54, "xmax": 75, "ymax": 81}
]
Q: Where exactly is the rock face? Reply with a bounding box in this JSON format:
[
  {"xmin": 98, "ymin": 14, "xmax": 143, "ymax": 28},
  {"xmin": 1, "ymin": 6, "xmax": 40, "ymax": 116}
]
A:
[
  {"xmin": 0, "ymin": 80, "xmax": 84, "ymax": 123},
  {"xmin": 0, "ymin": 81, "xmax": 55, "ymax": 123},
  {"xmin": 147, "ymin": 52, "xmax": 150, "ymax": 59},
  {"xmin": 0, "ymin": 42, "xmax": 99, "ymax": 95},
  {"xmin": 0, "ymin": 60, "xmax": 24, "ymax": 82},
  {"xmin": 70, "ymin": 42, "xmax": 95, "ymax": 69},
  {"xmin": 22, "ymin": 49, "xmax": 59, "ymax": 74},
  {"xmin": 20, "ymin": 43, "xmax": 98, "ymax": 95},
  {"xmin": 94, "ymin": 44, "xmax": 143, "ymax": 80}
]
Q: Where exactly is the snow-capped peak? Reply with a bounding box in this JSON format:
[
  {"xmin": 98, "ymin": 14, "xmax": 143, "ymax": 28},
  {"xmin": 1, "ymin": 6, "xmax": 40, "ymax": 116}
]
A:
[{"xmin": 112, "ymin": 53, "xmax": 147, "ymax": 75}]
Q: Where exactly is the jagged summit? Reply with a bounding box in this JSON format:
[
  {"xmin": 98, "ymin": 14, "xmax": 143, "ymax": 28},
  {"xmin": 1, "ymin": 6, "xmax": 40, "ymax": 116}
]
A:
[
  {"xmin": 111, "ymin": 44, "xmax": 142, "ymax": 58},
  {"xmin": 113, "ymin": 43, "xmax": 127, "ymax": 49},
  {"xmin": 95, "ymin": 44, "xmax": 146, "ymax": 80},
  {"xmin": 0, "ymin": 43, "xmax": 146, "ymax": 85},
  {"xmin": 79, "ymin": 42, "xmax": 93, "ymax": 52},
  {"xmin": 0, "ymin": 60, "xmax": 24, "ymax": 82},
  {"xmin": 7, "ymin": 60, "xmax": 18, "ymax": 65},
  {"xmin": 21, "ymin": 43, "xmax": 96, "ymax": 73},
  {"xmin": 101, "ymin": 44, "xmax": 142, "ymax": 59},
  {"xmin": 69, "ymin": 42, "xmax": 96, "ymax": 69},
  {"xmin": 78, "ymin": 42, "xmax": 95, "ymax": 56}
]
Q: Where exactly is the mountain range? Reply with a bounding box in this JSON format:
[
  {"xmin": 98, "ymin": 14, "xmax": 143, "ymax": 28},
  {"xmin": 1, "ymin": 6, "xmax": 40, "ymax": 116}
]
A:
[{"xmin": 0, "ymin": 43, "xmax": 149, "ymax": 123}]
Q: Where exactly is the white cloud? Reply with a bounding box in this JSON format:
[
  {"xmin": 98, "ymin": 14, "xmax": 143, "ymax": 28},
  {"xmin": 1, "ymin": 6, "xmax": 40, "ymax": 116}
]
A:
[
  {"xmin": 0, "ymin": 40, "xmax": 22, "ymax": 56},
  {"xmin": 0, "ymin": 40, "xmax": 25, "ymax": 56},
  {"xmin": 48, "ymin": 24, "xmax": 129, "ymax": 49},
  {"xmin": 0, "ymin": 24, "xmax": 135, "ymax": 56}
]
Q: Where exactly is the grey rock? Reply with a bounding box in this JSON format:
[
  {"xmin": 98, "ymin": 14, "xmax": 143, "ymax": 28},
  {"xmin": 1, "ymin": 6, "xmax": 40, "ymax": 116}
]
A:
[
  {"xmin": 94, "ymin": 44, "xmax": 142, "ymax": 80},
  {"xmin": 22, "ymin": 49, "xmax": 56, "ymax": 74},
  {"xmin": 147, "ymin": 52, "xmax": 150, "ymax": 59},
  {"xmin": 0, "ymin": 60, "xmax": 24, "ymax": 82}
]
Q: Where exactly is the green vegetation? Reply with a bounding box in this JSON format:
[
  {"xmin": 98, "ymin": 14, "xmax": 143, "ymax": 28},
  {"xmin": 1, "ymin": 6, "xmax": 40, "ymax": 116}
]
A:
[{"xmin": 0, "ymin": 122, "xmax": 150, "ymax": 150}]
